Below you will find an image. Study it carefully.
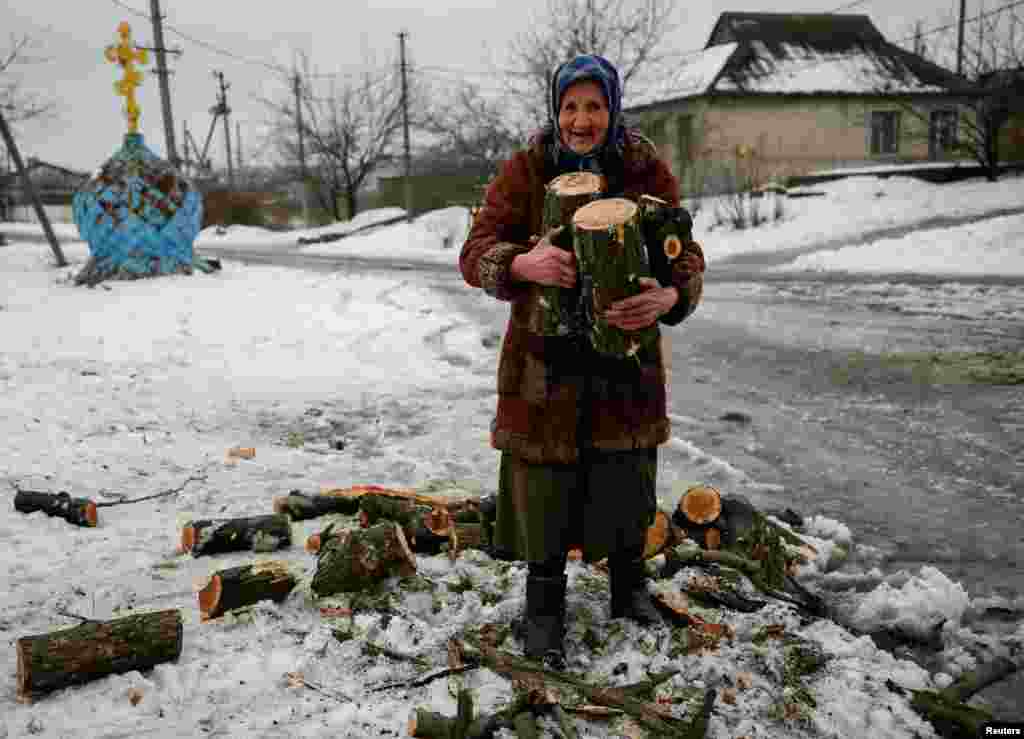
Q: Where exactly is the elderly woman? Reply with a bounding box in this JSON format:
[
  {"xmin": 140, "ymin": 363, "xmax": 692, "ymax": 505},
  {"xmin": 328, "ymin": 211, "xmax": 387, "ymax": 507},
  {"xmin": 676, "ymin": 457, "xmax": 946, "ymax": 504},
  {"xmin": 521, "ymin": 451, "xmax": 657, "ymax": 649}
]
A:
[{"xmin": 460, "ymin": 54, "xmax": 705, "ymax": 667}]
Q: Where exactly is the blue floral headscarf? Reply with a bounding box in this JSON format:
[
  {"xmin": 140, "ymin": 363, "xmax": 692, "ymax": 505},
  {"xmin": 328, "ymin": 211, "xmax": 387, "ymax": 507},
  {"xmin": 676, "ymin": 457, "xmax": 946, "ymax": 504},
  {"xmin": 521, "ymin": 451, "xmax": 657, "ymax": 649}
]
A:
[{"xmin": 549, "ymin": 54, "xmax": 625, "ymax": 173}]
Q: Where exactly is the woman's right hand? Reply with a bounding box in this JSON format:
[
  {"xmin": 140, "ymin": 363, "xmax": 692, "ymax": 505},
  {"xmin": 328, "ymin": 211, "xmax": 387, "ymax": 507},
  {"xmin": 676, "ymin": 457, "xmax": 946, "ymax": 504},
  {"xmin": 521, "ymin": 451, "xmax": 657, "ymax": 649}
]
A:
[{"xmin": 511, "ymin": 227, "xmax": 576, "ymax": 288}]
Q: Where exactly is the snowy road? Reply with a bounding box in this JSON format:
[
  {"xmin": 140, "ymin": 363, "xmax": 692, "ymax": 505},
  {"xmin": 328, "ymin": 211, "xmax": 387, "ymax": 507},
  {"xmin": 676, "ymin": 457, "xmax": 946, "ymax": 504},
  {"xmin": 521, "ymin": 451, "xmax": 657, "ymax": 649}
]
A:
[{"xmin": 196, "ymin": 238, "xmax": 1024, "ymax": 601}]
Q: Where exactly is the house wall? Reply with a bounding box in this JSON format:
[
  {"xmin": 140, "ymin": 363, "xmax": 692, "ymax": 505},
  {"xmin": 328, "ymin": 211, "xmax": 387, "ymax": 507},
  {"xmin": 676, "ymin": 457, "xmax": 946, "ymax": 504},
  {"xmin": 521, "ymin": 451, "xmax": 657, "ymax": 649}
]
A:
[{"xmin": 632, "ymin": 94, "xmax": 974, "ymax": 195}]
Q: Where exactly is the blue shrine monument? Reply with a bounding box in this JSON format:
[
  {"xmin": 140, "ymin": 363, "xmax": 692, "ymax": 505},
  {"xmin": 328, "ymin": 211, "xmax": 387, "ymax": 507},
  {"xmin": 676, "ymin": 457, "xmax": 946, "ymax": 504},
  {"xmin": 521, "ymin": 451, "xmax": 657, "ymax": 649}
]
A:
[{"xmin": 72, "ymin": 22, "xmax": 215, "ymax": 285}]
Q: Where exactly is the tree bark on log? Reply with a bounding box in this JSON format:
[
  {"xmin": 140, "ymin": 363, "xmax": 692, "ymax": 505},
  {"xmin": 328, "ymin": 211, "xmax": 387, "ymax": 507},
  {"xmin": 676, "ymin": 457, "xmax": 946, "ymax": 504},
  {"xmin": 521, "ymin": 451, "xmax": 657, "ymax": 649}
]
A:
[
  {"xmin": 530, "ymin": 171, "xmax": 605, "ymax": 337},
  {"xmin": 16, "ymin": 609, "xmax": 182, "ymax": 703},
  {"xmin": 198, "ymin": 560, "xmax": 297, "ymax": 621},
  {"xmin": 13, "ymin": 490, "xmax": 97, "ymax": 527},
  {"xmin": 898, "ymin": 657, "xmax": 1018, "ymax": 739},
  {"xmin": 311, "ymin": 521, "xmax": 416, "ymax": 597},
  {"xmin": 181, "ymin": 514, "xmax": 292, "ymax": 557},
  {"xmin": 273, "ymin": 491, "xmax": 362, "ymax": 520},
  {"xmin": 317, "ymin": 484, "xmax": 480, "ymax": 515},
  {"xmin": 572, "ymin": 198, "xmax": 659, "ymax": 358}
]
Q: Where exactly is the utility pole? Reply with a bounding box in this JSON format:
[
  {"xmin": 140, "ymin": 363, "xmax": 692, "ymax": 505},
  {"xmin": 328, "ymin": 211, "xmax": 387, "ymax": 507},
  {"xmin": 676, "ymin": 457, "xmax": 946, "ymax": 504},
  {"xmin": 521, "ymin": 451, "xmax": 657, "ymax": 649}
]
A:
[
  {"xmin": 213, "ymin": 71, "xmax": 234, "ymax": 188},
  {"xmin": 236, "ymin": 121, "xmax": 242, "ymax": 179},
  {"xmin": 957, "ymin": 0, "xmax": 967, "ymax": 75},
  {"xmin": 0, "ymin": 108, "xmax": 66, "ymax": 266},
  {"xmin": 148, "ymin": 0, "xmax": 180, "ymax": 167},
  {"xmin": 293, "ymin": 72, "xmax": 309, "ymax": 225},
  {"xmin": 398, "ymin": 31, "xmax": 412, "ymax": 221}
]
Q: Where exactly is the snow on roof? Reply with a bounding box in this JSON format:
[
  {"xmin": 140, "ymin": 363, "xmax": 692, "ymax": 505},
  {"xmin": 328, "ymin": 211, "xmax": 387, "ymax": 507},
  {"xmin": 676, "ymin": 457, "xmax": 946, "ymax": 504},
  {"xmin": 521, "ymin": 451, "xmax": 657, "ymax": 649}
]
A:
[
  {"xmin": 716, "ymin": 41, "xmax": 949, "ymax": 95},
  {"xmin": 626, "ymin": 43, "xmax": 738, "ymax": 110}
]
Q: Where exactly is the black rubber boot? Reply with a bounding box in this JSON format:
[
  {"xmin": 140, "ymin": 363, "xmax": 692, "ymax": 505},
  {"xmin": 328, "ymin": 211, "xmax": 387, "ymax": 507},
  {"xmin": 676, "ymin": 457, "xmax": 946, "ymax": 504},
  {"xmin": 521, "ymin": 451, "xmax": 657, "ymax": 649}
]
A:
[
  {"xmin": 524, "ymin": 574, "xmax": 568, "ymax": 669},
  {"xmin": 609, "ymin": 558, "xmax": 661, "ymax": 626}
]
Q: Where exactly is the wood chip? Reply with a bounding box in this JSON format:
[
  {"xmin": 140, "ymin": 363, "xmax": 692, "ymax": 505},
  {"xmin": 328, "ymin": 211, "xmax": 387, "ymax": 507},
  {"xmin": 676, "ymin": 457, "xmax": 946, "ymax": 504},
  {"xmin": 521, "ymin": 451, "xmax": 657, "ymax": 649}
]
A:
[
  {"xmin": 720, "ymin": 686, "xmax": 737, "ymax": 705},
  {"xmin": 736, "ymin": 672, "xmax": 754, "ymax": 691}
]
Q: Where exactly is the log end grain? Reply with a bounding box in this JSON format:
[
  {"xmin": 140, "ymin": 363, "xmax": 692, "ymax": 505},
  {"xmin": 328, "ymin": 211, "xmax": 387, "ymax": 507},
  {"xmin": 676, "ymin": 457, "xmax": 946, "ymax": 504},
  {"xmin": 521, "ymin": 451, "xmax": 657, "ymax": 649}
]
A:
[
  {"xmin": 198, "ymin": 574, "xmax": 222, "ymax": 622},
  {"xmin": 643, "ymin": 510, "xmax": 671, "ymax": 560},
  {"xmin": 16, "ymin": 642, "xmax": 31, "ymax": 703},
  {"xmin": 547, "ymin": 171, "xmax": 605, "ymax": 197},
  {"xmin": 572, "ymin": 197, "xmax": 638, "ymax": 231},
  {"xmin": 180, "ymin": 525, "xmax": 196, "ymax": 553},
  {"xmin": 679, "ymin": 485, "xmax": 722, "ymax": 526},
  {"xmin": 83, "ymin": 500, "xmax": 98, "ymax": 527}
]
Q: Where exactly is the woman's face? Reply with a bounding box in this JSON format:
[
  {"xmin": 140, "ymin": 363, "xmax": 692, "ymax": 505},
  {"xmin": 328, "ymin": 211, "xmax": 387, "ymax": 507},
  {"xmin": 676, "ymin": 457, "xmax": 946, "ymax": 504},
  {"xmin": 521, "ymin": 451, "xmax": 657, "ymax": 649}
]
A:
[{"xmin": 558, "ymin": 79, "xmax": 610, "ymax": 156}]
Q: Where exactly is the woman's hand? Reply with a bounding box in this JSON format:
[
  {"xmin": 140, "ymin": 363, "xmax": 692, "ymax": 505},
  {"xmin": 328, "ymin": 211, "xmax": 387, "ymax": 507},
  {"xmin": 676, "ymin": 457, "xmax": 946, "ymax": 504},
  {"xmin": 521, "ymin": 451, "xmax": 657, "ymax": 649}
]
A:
[
  {"xmin": 603, "ymin": 277, "xmax": 678, "ymax": 331},
  {"xmin": 510, "ymin": 227, "xmax": 576, "ymax": 288}
]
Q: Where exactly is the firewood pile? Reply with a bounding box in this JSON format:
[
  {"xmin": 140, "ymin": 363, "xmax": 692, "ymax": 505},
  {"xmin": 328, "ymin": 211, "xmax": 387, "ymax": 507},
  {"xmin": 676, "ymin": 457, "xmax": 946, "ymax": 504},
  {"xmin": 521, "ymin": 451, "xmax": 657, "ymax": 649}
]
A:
[{"xmin": 9, "ymin": 469, "xmax": 1016, "ymax": 738}]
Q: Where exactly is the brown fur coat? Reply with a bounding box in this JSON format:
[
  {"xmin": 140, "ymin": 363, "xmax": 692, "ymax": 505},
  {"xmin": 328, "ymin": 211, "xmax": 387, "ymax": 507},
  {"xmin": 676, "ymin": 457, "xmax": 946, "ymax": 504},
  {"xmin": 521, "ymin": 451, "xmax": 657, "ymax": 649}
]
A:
[{"xmin": 460, "ymin": 131, "xmax": 703, "ymax": 463}]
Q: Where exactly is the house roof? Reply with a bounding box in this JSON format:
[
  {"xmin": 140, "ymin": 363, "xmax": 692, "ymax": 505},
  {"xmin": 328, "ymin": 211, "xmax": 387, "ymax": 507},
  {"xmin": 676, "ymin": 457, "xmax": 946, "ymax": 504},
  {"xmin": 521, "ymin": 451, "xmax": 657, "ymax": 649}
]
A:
[
  {"xmin": 625, "ymin": 12, "xmax": 970, "ymax": 111},
  {"xmin": 705, "ymin": 12, "xmax": 884, "ymax": 49}
]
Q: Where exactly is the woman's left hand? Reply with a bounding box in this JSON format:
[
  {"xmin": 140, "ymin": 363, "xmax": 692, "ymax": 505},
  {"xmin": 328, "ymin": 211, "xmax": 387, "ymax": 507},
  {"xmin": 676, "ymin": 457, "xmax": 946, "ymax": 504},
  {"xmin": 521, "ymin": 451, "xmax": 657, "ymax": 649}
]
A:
[{"xmin": 603, "ymin": 277, "xmax": 678, "ymax": 331}]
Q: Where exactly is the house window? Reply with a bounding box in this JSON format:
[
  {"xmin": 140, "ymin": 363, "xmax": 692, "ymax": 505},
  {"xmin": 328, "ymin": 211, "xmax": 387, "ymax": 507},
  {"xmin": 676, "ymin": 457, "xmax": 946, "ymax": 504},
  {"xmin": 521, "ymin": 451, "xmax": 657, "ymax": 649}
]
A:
[
  {"xmin": 870, "ymin": 111, "xmax": 900, "ymax": 155},
  {"xmin": 929, "ymin": 109, "xmax": 958, "ymax": 157}
]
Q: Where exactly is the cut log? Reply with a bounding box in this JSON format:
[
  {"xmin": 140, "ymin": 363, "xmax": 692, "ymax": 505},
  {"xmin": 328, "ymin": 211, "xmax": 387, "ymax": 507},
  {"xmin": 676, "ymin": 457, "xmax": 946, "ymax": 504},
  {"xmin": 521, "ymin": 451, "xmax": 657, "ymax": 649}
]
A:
[
  {"xmin": 16, "ymin": 609, "xmax": 182, "ymax": 703},
  {"xmin": 899, "ymin": 657, "xmax": 1017, "ymax": 739},
  {"xmin": 637, "ymin": 194, "xmax": 696, "ymax": 284},
  {"xmin": 530, "ymin": 171, "xmax": 605, "ymax": 337},
  {"xmin": 677, "ymin": 485, "xmax": 722, "ymax": 526},
  {"xmin": 311, "ymin": 521, "xmax": 416, "ymax": 597},
  {"xmin": 198, "ymin": 560, "xmax": 297, "ymax": 621},
  {"xmin": 273, "ymin": 491, "xmax": 363, "ymax": 520},
  {"xmin": 181, "ymin": 514, "xmax": 292, "ymax": 557},
  {"xmin": 13, "ymin": 490, "xmax": 97, "ymax": 527},
  {"xmin": 571, "ymin": 197, "xmax": 658, "ymax": 358},
  {"xmin": 358, "ymin": 496, "xmax": 454, "ymax": 533},
  {"xmin": 317, "ymin": 484, "xmax": 480, "ymax": 517}
]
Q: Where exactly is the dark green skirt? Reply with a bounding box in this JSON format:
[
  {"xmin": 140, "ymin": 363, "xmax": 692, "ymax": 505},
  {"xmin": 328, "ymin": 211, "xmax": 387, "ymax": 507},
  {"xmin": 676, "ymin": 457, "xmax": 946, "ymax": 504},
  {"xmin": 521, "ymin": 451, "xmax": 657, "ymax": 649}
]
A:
[{"xmin": 495, "ymin": 447, "xmax": 657, "ymax": 563}]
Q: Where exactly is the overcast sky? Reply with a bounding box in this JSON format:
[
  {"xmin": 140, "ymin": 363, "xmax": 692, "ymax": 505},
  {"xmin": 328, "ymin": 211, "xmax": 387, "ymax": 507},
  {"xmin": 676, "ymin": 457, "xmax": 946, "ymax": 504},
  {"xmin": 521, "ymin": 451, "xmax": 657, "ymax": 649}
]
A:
[{"xmin": 4, "ymin": 0, "xmax": 963, "ymax": 173}]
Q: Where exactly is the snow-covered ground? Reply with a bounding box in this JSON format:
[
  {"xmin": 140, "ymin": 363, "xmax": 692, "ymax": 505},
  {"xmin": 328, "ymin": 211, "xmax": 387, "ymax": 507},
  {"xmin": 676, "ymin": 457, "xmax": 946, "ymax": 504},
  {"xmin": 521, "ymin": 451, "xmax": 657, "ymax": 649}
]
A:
[{"xmin": 1, "ymin": 174, "xmax": 1022, "ymax": 738}]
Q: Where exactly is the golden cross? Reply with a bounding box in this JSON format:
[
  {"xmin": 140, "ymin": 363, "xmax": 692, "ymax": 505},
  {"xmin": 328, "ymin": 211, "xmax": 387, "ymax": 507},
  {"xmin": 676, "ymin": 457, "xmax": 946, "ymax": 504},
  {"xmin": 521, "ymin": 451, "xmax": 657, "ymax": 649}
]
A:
[{"xmin": 104, "ymin": 22, "xmax": 149, "ymax": 133}]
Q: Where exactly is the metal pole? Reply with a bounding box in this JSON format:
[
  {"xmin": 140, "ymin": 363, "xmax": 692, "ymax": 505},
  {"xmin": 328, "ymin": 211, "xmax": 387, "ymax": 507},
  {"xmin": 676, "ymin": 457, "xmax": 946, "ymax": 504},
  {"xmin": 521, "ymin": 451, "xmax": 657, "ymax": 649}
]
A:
[
  {"xmin": 0, "ymin": 109, "xmax": 67, "ymax": 266},
  {"xmin": 149, "ymin": 0, "xmax": 180, "ymax": 167},
  {"xmin": 398, "ymin": 31, "xmax": 412, "ymax": 221}
]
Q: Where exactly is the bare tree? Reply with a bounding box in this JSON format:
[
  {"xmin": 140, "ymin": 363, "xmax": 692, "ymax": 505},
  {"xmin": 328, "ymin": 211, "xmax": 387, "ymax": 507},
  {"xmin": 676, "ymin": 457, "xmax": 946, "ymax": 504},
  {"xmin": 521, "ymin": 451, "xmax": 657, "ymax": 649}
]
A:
[
  {"xmin": 418, "ymin": 80, "xmax": 523, "ymax": 176},
  {"xmin": 262, "ymin": 55, "xmax": 405, "ymax": 221},
  {"xmin": 0, "ymin": 34, "xmax": 56, "ymax": 126},
  {"xmin": 905, "ymin": 5, "xmax": 1023, "ymax": 179},
  {"xmin": 506, "ymin": 0, "xmax": 679, "ymax": 126}
]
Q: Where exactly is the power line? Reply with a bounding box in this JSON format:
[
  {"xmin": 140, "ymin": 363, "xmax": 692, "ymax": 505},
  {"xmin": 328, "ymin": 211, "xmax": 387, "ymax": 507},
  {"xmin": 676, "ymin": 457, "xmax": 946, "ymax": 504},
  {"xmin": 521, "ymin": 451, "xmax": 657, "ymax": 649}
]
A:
[{"xmin": 108, "ymin": 0, "xmax": 382, "ymax": 81}]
